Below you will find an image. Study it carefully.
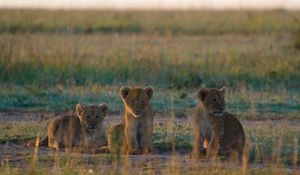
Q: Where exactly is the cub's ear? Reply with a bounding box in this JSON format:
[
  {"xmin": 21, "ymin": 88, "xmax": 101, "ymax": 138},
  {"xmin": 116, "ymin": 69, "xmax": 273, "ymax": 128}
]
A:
[
  {"xmin": 76, "ymin": 103, "xmax": 84, "ymax": 116},
  {"xmin": 144, "ymin": 86, "xmax": 154, "ymax": 99},
  {"xmin": 120, "ymin": 86, "xmax": 130, "ymax": 99},
  {"xmin": 99, "ymin": 103, "xmax": 108, "ymax": 116},
  {"xmin": 198, "ymin": 88, "xmax": 209, "ymax": 101},
  {"xmin": 219, "ymin": 86, "xmax": 225, "ymax": 94}
]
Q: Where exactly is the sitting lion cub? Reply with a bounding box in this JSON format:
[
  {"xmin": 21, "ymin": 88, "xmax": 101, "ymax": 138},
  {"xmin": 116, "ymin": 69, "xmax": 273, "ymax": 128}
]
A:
[
  {"xmin": 47, "ymin": 103, "xmax": 108, "ymax": 152},
  {"xmin": 108, "ymin": 86, "xmax": 154, "ymax": 155},
  {"xmin": 191, "ymin": 87, "xmax": 245, "ymax": 159}
]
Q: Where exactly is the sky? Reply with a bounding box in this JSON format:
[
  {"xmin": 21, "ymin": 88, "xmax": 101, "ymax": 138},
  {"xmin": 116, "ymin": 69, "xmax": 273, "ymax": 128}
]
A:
[{"xmin": 0, "ymin": 0, "xmax": 300, "ymax": 10}]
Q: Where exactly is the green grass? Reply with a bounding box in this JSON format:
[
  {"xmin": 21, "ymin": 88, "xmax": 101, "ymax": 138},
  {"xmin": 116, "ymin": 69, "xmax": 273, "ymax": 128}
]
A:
[
  {"xmin": 1, "ymin": 85, "xmax": 300, "ymax": 115},
  {"xmin": 0, "ymin": 122, "xmax": 47, "ymax": 144}
]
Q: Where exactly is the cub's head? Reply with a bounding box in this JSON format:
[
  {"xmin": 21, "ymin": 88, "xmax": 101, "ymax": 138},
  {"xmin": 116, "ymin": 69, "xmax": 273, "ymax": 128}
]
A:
[
  {"xmin": 198, "ymin": 87, "xmax": 225, "ymax": 116},
  {"xmin": 120, "ymin": 86, "xmax": 154, "ymax": 118},
  {"xmin": 76, "ymin": 103, "xmax": 108, "ymax": 130}
]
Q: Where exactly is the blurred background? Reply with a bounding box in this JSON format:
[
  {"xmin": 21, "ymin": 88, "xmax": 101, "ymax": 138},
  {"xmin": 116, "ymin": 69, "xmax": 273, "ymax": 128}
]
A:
[{"xmin": 0, "ymin": 0, "xmax": 299, "ymax": 117}]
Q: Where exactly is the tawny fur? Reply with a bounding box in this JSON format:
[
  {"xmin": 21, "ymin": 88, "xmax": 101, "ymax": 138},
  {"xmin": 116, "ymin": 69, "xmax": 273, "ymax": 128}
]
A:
[
  {"xmin": 191, "ymin": 87, "xmax": 245, "ymax": 159},
  {"xmin": 108, "ymin": 86, "xmax": 154, "ymax": 155},
  {"xmin": 47, "ymin": 103, "xmax": 109, "ymax": 153}
]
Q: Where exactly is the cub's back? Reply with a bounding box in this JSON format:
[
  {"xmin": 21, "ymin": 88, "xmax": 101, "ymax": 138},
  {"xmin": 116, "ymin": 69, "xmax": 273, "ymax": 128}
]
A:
[
  {"xmin": 48, "ymin": 115, "xmax": 81, "ymax": 132},
  {"xmin": 48, "ymin": 114, "xmax": 81, "ymax": 148},
  {"xmin": 221, "ymin": 112, "xmax": 245, "ymax": 156},
  {"xmin": 223, "ymin": 113, "xmax": 245, "ymax": 142}
]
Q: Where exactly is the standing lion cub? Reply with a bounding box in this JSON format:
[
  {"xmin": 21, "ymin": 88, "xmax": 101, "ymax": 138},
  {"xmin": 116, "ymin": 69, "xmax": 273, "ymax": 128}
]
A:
[
  {"xmin": 47, "ymin": 103, "xmax": 109, "ymax": 152},
  {"xmin": 191, "ymin": 87, "xmax": 245, "ymax": 159},
  {"xmin": 108, "ymin": 86, "xmax": 154, "ymax": 155}
]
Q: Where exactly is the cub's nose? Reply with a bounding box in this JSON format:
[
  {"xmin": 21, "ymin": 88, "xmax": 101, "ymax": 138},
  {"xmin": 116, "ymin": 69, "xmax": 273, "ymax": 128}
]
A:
[{"xmin": 90, "ymin": 123, "xmax": 97, "ymax": 127}]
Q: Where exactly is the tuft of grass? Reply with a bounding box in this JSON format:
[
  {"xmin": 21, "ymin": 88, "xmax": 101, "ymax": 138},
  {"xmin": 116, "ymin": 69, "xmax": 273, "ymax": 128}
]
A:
[{"xmin": 246, "ymin": 121, "xmax": 300, "ymax": 165}]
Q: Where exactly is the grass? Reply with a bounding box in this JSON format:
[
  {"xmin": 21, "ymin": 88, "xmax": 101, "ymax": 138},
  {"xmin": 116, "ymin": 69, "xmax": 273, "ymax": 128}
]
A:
[
  {"xmin": 0, "ymin": 122, "xmax": 47, "ymax": 144},
  {"xmin": 0, "ymin": 32, "xmax": 300, "ymax": 113},
  {"xmin": 1, "ymin": 85, "xmax": 300, "ymax": 116},
  {"xmin": 0, "ymin": 119, "xmax": 299, "ymax": 174},
  {"xmin": 1, "ymin": 10, "xmax": 300, "ymax": 35},
  {"xmin": 1, "ymin": 33, "xmax": 300, "ymax": 89},
  {"xmin": 1, "ymin": 11, "xmax": 300, "ymax": 91},
  {"xmin": 293, "ymin": 29, "xmax": 300, "ymax": 49},
  {"xmin": 0, "ymin": 9, "xmax": 300, "ymax": 174}
]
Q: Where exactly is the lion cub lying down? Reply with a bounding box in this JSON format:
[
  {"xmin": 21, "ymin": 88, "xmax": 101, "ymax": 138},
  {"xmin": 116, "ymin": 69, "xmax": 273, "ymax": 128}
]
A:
[
  {"xmin": 191, "ymin": 87, "xmax": 245, "ymax": 159},
  {"xmin": 108, "ymin": 86, "xmax": 154, "ymax": 155},
  {"xmin": 46, "ymin": 103, "xmax": 109, "ymax": 153}
]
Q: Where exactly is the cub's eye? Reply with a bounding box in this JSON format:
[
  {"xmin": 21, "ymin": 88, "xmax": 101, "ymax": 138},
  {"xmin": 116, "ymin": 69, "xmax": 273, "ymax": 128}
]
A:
[
  {"xmin": 131, "ymin": 100, "xmax": 135, "ymax": 104},
  {"xmin": 141, "ymin": 100, "xmax": 144, "ymax": 104},
  {"xmin": 214, "ymin": 99, "xmax": 217, "ymax": 102},
  {"xmin": 96, "ymin": 115, "xmax": 99, "ymax": 119},
  {"xmin": 86, "ymin": 115, "xmax": 91, "ymax": 119}
]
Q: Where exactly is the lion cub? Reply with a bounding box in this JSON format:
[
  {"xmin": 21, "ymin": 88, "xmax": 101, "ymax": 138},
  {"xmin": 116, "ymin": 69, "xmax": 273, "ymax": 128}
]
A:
[
  {"xmin": 108, "ymin": 86, "xmax": 154, "ymax": 155},
  {"xmin": 48, "ymin": 103, "xmax": 108, "ymax": 152},
  {"xmin": 191, "ymin": 87, "xmax": 245, "ymax": 159}
]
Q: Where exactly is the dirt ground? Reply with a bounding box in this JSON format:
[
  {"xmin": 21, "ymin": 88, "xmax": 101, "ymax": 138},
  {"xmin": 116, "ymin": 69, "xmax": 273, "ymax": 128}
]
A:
[
  {"xmin": 0, "ymin": 111, "xmax": 190, "ymax": 173},
  {"xmin": 0, "ymin": 111, "xmax": 300, "ymax": 174}
]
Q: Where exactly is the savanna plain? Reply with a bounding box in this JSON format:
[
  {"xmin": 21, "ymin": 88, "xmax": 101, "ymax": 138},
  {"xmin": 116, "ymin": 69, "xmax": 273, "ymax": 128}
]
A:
[{"xmin": 0, "ymin": 9, "xmax": 300, "ymax": 174}]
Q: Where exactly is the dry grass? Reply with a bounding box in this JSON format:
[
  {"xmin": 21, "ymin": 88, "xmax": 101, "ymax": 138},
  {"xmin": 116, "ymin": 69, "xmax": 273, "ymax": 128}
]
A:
[
  {"xmin": 1, "ymin": 10, "xmax": 300, "ymax": 35},
  {"xmin": 0, "ymin": 9, "xmax": 300, "ymax": 174},
  {"xmin": 0, "ymin": 118, "xmax": 299, "ymax": 174},
  {"xmin": 0, "ymin": 33, "xmax": 299, "ymax": 114}
]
